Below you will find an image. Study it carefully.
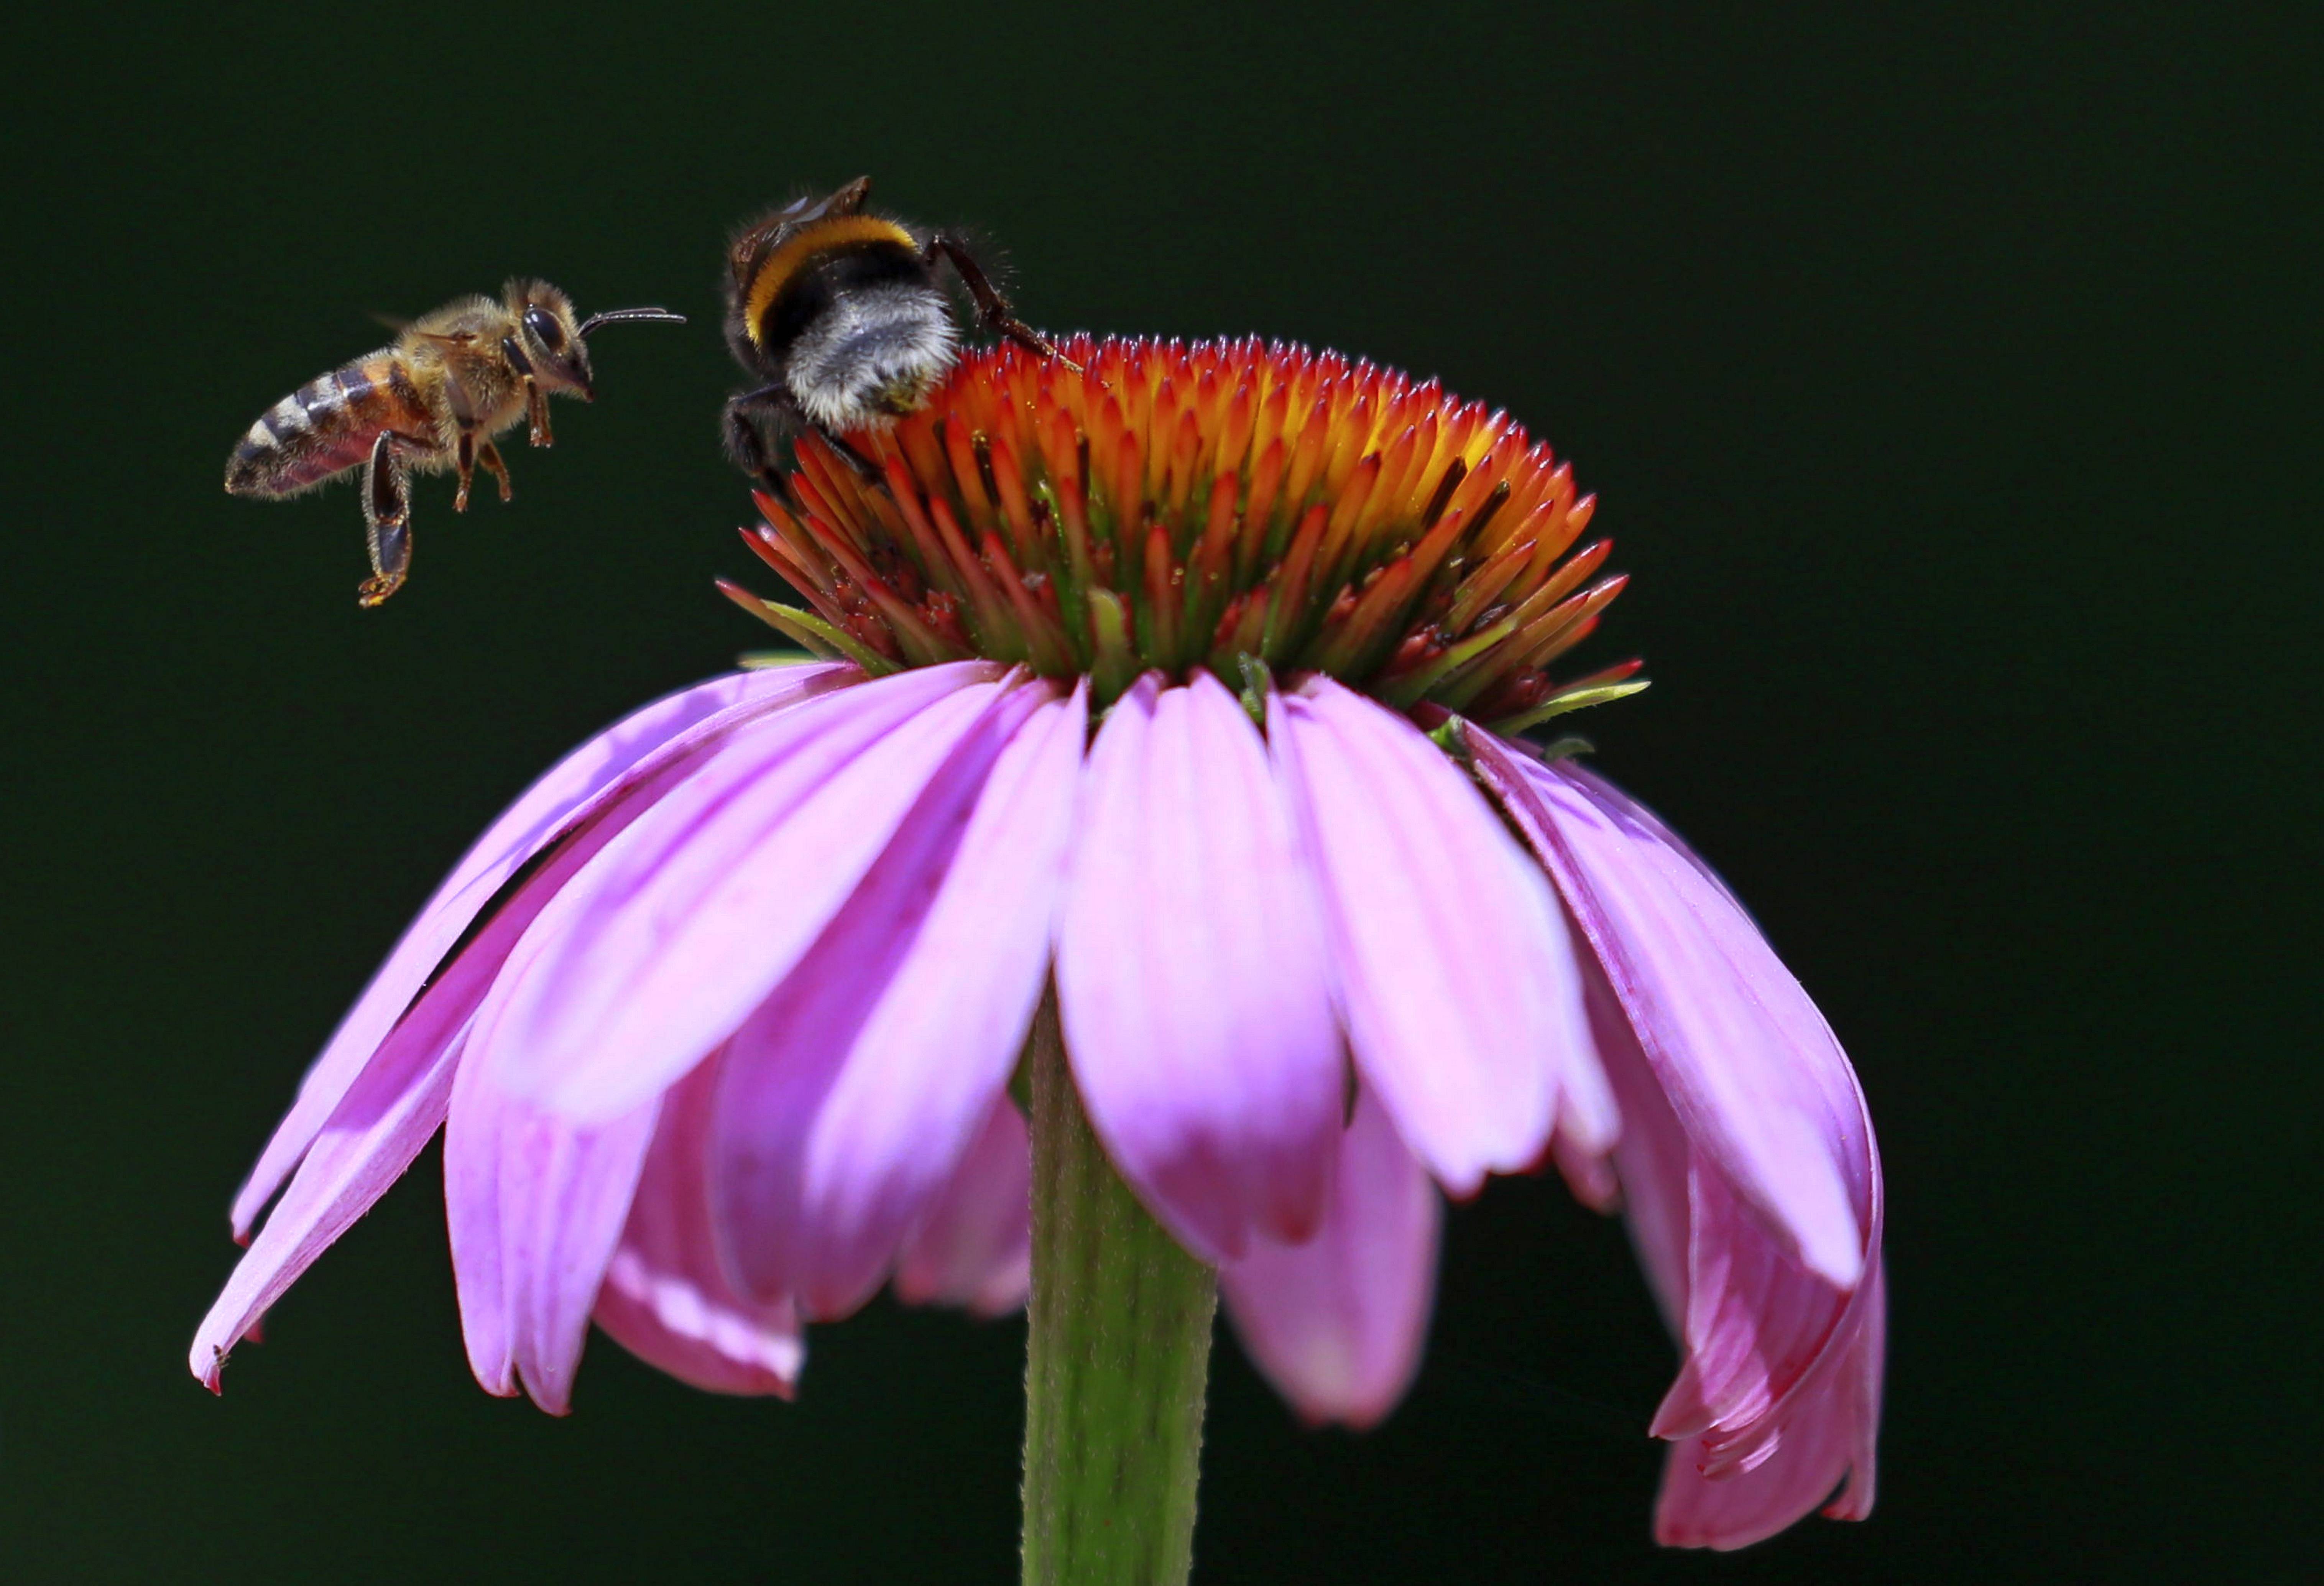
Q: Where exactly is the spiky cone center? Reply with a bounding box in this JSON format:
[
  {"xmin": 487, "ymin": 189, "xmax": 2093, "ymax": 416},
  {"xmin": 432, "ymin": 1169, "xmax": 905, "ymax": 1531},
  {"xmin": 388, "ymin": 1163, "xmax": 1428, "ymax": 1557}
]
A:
[{"xmin": 726, "ymin": 335, "xmax": 1645, "ymax": 730}]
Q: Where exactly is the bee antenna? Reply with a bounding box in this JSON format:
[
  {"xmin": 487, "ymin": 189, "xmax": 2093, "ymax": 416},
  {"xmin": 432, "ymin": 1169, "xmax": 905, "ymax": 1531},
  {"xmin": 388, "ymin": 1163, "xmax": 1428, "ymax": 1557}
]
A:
[{"xmin": 577, "ymin": 307, "xmax": 688, "ymax": 336}]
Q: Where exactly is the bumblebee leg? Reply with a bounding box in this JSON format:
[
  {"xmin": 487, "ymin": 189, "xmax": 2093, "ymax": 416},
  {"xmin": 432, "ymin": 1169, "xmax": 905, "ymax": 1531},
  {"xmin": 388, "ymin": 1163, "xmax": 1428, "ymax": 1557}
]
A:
[
  {"xmin": 925, "ymin": 235, "xmax": 1081, "ymax": 371},
  {"xmin": 477, "ymin": 439, "xmax": 514, "ymax": 502},
  {"xmin": 814, "ymin": 425, "xmax": 881, "ymax": 481},
  {"xmin": 725, "ymin": 383, "xmax": 805, "ymax": 499},
  {"xmin": 725, "ymin": 380, "xmax": 881, "ymax": 485},
  {"xmin": 357, "ymin": 431, "xmax": 417, "ymax": 608}
]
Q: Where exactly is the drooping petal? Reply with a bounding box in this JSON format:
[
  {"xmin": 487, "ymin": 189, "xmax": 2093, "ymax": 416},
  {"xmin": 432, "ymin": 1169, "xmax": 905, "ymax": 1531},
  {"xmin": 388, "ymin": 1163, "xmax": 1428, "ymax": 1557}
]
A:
[
  {"xmin": 1470, "ymin": 737, "xmax": 1868, "ymax": 1287},
  {"xmin": 1655, "ymin": 1264, "xmax": 1885, "ymax": 1551},
  {"xmin": 445, "ymin": 1039, "xmax": 660, "ymax": 1413},
  {"xmin": 1575, "ymin": 896, "xmax": 1883, "ymax": 1544},
  {"xmin": 592, "ymin": 1054, "xmax": 804, "ymax": 1397},
  {"xmin": 1219, "ymin": 1085, "xmax": 1441, "ymax": 1430},
  {"xmin": 1821, "ymin": 1266, "xmax": 1885, "ymax": 1525},
  {"xmin": 475, "ymin": 661, "xmax": 1009, "ymax": 1123},
  {"xmin": 444, "ymin": 1047, "xmax": 513, "ymax": 1397},
  {"xmin": 894, "ymin": 1097, "xmax": 1034, "ymax": 1318},
  {"xmin": 1268, "ymin": 678, "xmax": 1601, "ymax": 1196},
  {"xmin": 1652, "ymin": 1157, "xmax": 1867, "ymax": 1455},
  {"xmin": 191, "ymin": 1013, "xmax": 463, "ymax": 1389},
  {"xmin": 711, "ymin": 679, "xmax": 1080, "ymax": 1317},
  {"xmin": 1056, "ymin": 672, "xmax": 1343, "ymax": 1260},
  {"xmin": 1587, "ymin": 973, "xmax": 1691, "ymax": 1337},
  {"xmin": 193, "ymin": 677, "xmax": 820, "ymax": 1388},
  {"xmin": 228, "ymin": 663, "xmax": 850, "ymax": 1238}
]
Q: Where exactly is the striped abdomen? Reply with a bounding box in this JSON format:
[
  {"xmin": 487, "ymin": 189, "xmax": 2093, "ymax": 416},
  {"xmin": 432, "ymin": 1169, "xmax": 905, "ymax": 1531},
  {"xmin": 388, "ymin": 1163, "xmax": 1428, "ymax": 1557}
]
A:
[{"xmin": 224, "ymin": 351, "xmax": 431, "ymax": 497}]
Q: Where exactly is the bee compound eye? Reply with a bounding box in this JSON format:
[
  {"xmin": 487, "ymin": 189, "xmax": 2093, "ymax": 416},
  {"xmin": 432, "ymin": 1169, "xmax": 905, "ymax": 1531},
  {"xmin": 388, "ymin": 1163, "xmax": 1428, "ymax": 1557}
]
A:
[{"xmin": 524, "ymin": 306, "xmax": 566, "ymax": 350}]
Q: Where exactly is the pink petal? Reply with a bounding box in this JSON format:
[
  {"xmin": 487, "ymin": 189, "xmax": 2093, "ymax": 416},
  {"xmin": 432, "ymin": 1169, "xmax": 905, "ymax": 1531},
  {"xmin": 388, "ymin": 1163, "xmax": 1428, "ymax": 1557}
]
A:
[
  {"xmin": 593, "ymin": 1054, "xmax": 804, "ymax": 1397},
  {"xmin": 1822, "ymin": 1265, "xmax": 1885, "ymax": 1524},
  {"xmin": 1469, "ymin": 738, "xmax": 1868, "ymax": 1288},
  {"xmin": 1219, "ymin": 1084, "xmax": 1441, "ymax": 1430},
  {"xmin": 475, "ymin": 661, "xmax": 1009, "ymax": 1124},
  {"xmin": 1586, "ymin": 973, "xmax": 1691, "ymax": 1336},
  {"xmin": 189, "ymin": 846, "xmax": 580, "ymax": 1383},
  {"xmin": 445, "ymin": 1040, "xmax": 660, "ymax": 1414},
  {"xmin": 444, "ymin": 1050, "xmax": 514, "ymax": 1397},
  {"xmin": 193, "ymin": 675, "xmax": 849, "ymax": 1389},
  {"xmin": 1268, "ymin": 678, "xmax": 1601, "ymax": 1196},
  {"xmin": 893, "ymin": 1097, "xmax": 1034, "ymax": 1317},
  {"xmin": 1579, "ymin": 912, "xmax": 1884, "ymax": 1545},
  {"xmin": 710, "ymin": 679, "xmax": 1081, "ymax": 1318},
  {"xmin": 229, "ymin": 664, "xmax": 850, "ymax": 1238},
  {"xmin": 1056, "ymin": 672, "xmax": 1343, "ymax": 1261},
  {"xmin": 1654, "ymin": 1263, "xmax": 1885, "ymax": 1550},
  {"xmin": 190, "ymin": 1017, "xmax": 462, "ymax": 1390},
  {"xmin": 1652, "ymin": 1157, "xmax": 1860, "ymax": 1452}
]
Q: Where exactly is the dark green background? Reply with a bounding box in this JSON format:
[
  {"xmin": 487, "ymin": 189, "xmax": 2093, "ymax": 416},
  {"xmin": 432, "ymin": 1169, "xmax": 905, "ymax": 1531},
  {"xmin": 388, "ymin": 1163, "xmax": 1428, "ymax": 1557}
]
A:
[{"xmin": 6, "ymin": 3, "xmax": 2312, "ymax": 1580}]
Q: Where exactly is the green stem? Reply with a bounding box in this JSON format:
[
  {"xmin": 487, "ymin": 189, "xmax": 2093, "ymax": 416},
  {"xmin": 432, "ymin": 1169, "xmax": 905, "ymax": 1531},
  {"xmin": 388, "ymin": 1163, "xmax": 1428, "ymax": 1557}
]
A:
[{"xmin": 1021, "ymin": 997, "xmax": 1218, "ymax": 1586}]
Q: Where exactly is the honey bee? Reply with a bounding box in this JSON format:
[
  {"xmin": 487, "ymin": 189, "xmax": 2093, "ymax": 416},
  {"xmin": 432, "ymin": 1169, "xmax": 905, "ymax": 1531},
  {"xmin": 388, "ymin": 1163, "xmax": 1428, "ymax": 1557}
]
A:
[
  {"xmin": 722, "ymin": 177, "xmax": 1075, "ymax": 484},
  {"xmin": 225, "ymin": 281, "xmax": 684, "ymax": 606}
]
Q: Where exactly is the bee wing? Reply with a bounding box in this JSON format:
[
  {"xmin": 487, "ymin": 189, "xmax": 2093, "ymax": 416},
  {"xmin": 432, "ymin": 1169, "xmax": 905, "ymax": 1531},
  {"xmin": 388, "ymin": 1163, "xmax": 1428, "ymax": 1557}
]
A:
[
  {"xmin": 369, "ymin": 311, "xmax": 411, "ymax": 332},
  {"xmin": 729, "ymin": 178, "xmax": 878, "ymax": 289}
]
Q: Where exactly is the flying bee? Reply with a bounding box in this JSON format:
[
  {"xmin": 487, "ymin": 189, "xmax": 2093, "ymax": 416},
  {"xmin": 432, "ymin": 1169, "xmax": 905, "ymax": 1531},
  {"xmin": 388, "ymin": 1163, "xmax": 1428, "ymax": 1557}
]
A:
[
  {"xmin": 225, "ymin": 281, "xmax": 684, "ymax": 606},
  {"xmin": 722, "ymin": 177, "xmax": 1075, "ymax": 485}
]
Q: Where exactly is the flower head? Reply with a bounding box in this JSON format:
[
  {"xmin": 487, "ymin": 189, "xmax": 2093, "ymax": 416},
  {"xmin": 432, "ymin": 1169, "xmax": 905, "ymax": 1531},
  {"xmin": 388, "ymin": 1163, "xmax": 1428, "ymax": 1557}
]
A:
[
  {"xmin": 196, "ymin": 337, "xmax": 1879, "ymax": 1551},
  {"xmin": 722, "ymin": 335, "xmax": 1642, "ymax": 726}
]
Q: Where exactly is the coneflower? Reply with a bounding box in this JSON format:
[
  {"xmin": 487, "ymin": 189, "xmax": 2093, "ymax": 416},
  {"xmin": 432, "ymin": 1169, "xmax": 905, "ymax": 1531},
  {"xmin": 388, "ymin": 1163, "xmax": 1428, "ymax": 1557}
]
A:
[{"xmin": 196, "ymin": 336, "xmax": 1881, "ymax": 1573}]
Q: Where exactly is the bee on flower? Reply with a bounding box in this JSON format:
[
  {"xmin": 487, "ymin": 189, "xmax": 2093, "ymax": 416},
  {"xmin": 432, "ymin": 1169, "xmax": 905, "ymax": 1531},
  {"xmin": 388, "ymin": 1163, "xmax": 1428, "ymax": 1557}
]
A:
[{"xmin": 197, "ymin": 332, "xmax": 1882, "ymax": 1563}]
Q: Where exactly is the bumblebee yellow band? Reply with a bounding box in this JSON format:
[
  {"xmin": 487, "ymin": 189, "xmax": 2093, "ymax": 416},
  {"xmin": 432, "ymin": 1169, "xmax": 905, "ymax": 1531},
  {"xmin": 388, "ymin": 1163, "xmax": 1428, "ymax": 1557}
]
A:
[{"xmin": 743, "ymin": 216, "xmax": 920, "ymax": 344}]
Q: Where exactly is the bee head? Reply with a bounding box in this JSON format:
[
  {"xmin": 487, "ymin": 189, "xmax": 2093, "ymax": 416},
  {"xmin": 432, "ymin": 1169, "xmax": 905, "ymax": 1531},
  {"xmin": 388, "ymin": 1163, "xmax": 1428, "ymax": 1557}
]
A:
[{"xmin": 508, "ymin": 280, "xmax": 595, "ymax": 399}]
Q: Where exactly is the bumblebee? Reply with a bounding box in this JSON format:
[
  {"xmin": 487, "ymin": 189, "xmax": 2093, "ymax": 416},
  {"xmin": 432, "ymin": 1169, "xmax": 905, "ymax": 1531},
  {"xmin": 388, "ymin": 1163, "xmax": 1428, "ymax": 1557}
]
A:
[
  {"xmin": 722, "ymin": 177, "xmax": 1072, "ymax": 483},
  {"xmin": 225, "ymin": 281, "xmax": 683, "ymax": 606}
]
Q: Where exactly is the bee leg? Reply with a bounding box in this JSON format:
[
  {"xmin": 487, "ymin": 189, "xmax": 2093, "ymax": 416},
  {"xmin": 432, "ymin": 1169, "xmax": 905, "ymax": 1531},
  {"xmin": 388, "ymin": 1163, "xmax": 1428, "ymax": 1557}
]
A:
[
  {"xmin": 501, "ymin": 334, "xmax": 554, "ymax": 447},
  {"xmin": 453, "ymin": 429, "xmax": 477, "ymax": 513},
  {"xmin": 477, "ymin": 439, "xmax": 514, "ymax": 503},
  {"xmin": 925, "ymin": 235, "xmax": 1082, "ymax": 372},
  {"xmin": 726, "ymin": 379, "xmax": 879, "ymax": 484},
  {"xmin": 357, "ymin": 431, "xmax": 418, "ymax": 608},
  {"xmin": 725, "ymin": 384, "xmax": 805, "ymax": 502},
  {"xmin": 814, "ymin": 426, "xmax": 882, "ymax": 481}
]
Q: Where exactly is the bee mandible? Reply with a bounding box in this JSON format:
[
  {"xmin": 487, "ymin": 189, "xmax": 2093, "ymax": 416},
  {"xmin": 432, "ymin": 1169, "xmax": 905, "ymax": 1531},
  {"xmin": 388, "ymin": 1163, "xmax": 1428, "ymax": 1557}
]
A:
[{"xmin": 225, "ymin": 281, "xmax": 684, "ymax": 606}]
